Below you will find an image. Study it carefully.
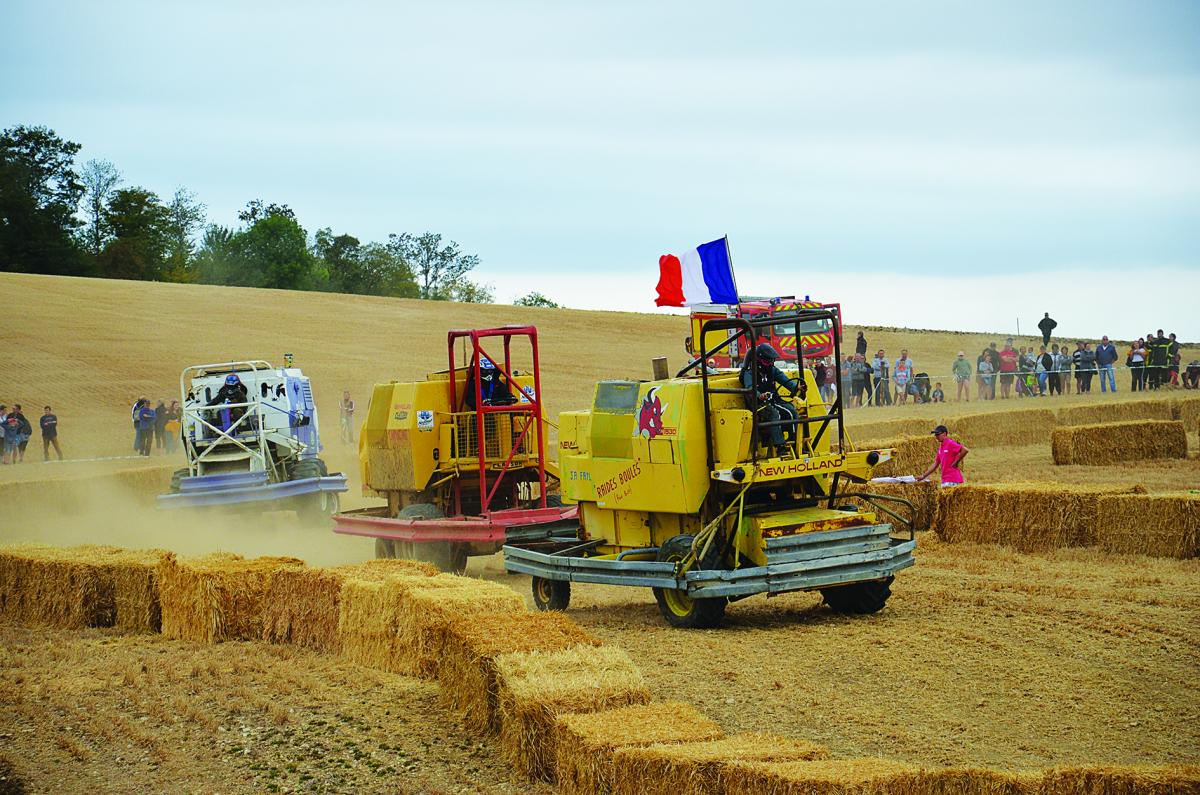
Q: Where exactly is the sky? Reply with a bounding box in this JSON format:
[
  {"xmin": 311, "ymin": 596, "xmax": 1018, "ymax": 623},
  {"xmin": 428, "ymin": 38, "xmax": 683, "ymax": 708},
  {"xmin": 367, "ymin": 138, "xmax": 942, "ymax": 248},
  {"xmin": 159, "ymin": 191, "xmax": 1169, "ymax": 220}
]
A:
[{"xmin": 3, "ymin": 1, "xmax": 1198, "ymax": 338}]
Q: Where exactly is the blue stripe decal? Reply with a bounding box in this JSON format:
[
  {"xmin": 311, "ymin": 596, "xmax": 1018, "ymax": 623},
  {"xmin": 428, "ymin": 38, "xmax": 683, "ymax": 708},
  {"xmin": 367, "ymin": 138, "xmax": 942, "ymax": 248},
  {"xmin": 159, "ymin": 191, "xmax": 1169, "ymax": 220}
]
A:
[{"xmin": 696, "ymin": 238, "xmax": 737, "ymax": 303}]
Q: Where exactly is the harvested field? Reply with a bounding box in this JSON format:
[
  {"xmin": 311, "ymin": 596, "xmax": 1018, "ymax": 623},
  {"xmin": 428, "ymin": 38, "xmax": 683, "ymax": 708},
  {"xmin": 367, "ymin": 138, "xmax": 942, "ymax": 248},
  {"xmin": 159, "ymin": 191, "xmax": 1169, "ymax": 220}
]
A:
[
  {"xmin": 1051, "ymin": 420, "xmax": 1188, "ymax": 465},
  {"xmin": 1057, "ymin": 398, "xmax": 1176, "ymax": 426},
  {"xmin": 438, "ymin": 610, "xmax": 602, "ymax": 733},
  {"xmin": 932, "ymin": 482, "xmax": 1147, "ymax": 552},
  {"xmin": 553, "ymin": 700, "xmax": 724, "ymax": 795},
  {"xmin": 395, "ymin": 581, "xmax": 527, "ymax": 678},
  {"xmin": 869, "ymin": 435, "xmax": 933, "ymax": 477},
  {"xmin": 493, "ymin": 643, "xmax": 650, "ymax": 781},
  {"xmin": 157, "ymin": 552, "xmax": 305, "ymax": 644},
  {"xmin": 1095, "ymin": 493, "xmax": 1200, "ymax": 559},
  {"xmin": 0, "ymin": 544, "xmax": 167, "ymax": 631},
  {"xmin": 0, "ymin": 624, "xmax": 539, "ymax": 795},
  {"xmin": 845, "ymin": 417, "xmax": 932, "ymax": 445},
  {"xmin": 611, "ymin": 733, "xmax": 830, "ymax": 795}
]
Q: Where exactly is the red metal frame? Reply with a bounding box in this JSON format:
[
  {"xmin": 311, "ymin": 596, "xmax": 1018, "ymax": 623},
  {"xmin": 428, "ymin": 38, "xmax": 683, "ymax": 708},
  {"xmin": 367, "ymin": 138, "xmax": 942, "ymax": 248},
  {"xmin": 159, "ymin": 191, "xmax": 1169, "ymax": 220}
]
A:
[
  {"xmin": 446, "ymin": 326, "xmax": 548, "ymax": 517},
  {"xmin": 333, "ymin": 505, "xmax": 577, "ymax": 544}
]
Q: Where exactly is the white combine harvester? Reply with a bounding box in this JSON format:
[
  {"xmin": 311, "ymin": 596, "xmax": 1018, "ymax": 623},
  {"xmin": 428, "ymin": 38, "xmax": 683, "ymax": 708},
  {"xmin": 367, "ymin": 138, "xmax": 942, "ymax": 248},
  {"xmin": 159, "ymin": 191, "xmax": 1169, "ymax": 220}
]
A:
[{"xmin": 156, "ymin": 359, "xmax": 347, "ymax": 518}]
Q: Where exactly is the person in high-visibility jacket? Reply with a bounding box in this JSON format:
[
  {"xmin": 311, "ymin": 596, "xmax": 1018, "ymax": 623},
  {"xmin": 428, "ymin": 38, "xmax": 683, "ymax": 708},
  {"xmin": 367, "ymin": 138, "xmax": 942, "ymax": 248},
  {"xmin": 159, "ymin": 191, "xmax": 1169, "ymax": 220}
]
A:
[{"xmin": 1146, "ymin": 330, "xmax": 1171, "ymax": 390}]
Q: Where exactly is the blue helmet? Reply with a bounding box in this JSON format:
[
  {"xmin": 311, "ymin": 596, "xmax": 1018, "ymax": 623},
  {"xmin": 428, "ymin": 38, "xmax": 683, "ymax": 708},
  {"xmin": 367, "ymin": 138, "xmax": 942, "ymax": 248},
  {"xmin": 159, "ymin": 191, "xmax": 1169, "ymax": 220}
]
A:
[
  {"xmin": 225, "ymin": 374, "xmax": 241, "ymax": 386},
  {"xmin": 479, "ymin": 356, "xmax": 495, "ymax": 370}
]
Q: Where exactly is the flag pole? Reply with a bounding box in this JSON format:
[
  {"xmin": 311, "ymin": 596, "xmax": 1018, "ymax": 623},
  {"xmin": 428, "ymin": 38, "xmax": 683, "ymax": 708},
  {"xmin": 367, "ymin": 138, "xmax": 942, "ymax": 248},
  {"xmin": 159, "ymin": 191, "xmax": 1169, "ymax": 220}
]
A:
[{"xmin": 724, "ymin": 234, "xmax": 740, "ymax": 304}]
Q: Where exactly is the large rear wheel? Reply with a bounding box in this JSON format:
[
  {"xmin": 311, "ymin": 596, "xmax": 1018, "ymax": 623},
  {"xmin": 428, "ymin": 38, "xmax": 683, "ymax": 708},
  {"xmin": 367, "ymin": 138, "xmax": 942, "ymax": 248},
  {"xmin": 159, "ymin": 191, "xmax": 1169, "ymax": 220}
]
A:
[
  {"xmin": 820, "ymin": 576, "xmax": 894, "ymax": 615},
  {"xmin": 399, "ymin": 504, "xmax": 468, "ymax": 574},
  {"xmin": 652, "ymin": 534, "xmax": 728, "ymax": 629}
]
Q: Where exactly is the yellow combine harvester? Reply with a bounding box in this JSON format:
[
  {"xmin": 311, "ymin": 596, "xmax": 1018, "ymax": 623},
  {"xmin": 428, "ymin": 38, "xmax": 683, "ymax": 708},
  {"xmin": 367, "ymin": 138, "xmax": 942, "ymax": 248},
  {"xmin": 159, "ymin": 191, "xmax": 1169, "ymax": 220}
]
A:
[
  {"xmin": 332, "ymin": 326, "xmax": 576, "ymax": 572},
  {"xmin": 503, "ymin": 308, "xmax": 916, "ymax": 628}
]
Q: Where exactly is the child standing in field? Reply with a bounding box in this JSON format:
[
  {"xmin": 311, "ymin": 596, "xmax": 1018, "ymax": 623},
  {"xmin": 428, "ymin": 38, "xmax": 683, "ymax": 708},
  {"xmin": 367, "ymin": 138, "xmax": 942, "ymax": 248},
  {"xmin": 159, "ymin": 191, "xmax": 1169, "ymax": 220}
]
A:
[
  {"xmin": 918, "ymin": 425, "xmax": 969, "ymax": 487},
  {"xmin": 931, "ymin": 383, "xmax": 945, "ymax": 403}
]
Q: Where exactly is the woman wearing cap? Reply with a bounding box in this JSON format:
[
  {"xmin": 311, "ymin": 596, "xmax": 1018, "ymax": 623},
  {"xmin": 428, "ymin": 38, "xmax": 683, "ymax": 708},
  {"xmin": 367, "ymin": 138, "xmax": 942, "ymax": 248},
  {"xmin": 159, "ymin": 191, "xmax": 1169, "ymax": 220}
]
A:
[{"xmin": 917, "ymin": 425, "xmax": 968, "ymax": 487}]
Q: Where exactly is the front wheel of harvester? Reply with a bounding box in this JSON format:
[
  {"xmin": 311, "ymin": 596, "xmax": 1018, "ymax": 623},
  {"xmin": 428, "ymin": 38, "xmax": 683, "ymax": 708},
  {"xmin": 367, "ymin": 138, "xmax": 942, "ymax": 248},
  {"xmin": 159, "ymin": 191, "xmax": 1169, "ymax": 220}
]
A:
[
  {"xmin": 820, "ymin": 576, "xmax": 894, "ymax": 615},
  {"xmin": 531, "ymin": 576, "xmax": 570, "ymax": 611},
  {"xmin": 298, "ymin": 490, "xmax": 339, "ymax": 523},
  {"xmin": 398, "ymin": 504, "xmax": 467, "ymax": 574},
  {"xmin": 375, "ymin": 538, "xmax": 396, "ymax": 559},
  {"xmin": 652, "ymin": 534, "xmax": 728, "ymax": 629}
]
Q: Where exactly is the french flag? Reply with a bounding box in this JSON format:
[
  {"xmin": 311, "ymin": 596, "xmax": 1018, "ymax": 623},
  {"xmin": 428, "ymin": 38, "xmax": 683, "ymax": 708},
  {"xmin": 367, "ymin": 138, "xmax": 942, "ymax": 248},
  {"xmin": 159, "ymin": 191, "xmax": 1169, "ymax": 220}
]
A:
[{"xmin": 655, "ymin": 237, "xmax": 739, "ymax": 307}]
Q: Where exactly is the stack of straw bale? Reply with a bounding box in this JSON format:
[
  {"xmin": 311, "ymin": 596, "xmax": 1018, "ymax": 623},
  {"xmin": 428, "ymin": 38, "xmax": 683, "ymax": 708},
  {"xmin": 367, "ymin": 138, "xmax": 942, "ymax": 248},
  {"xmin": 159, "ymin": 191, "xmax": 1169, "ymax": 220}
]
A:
[
  {"xmin": 933, "ymin": 483, "xmax": 1146, "ymax": 552},
  {"xmin": 611, "ymin": 733, "xmax": 830, "ymax": 795},
  {"xmin": 337, "ymin": 571, "xmax": 467, "ymax": 673},
  {"xmin": 554, "ymin": 701, "xmax": 725, "ymax": 795},
  {"xmin": 1040, "ymin": 765, "xmax": 1200, "ymax": 795},
  {"xmin": 396, "ymin": 580, "xmax": 527, "ymax": 678},
  {"xmin": 952, "ymin": 408, "xmax": 1057, "ymax": 447},
  {"xmin": 1095, "ymin": 493, "xmax": 1200, "ymax": 559},
  {"xmin": 1057, "ymin": 399, "xmax": 1175, "ymax": 426},
  {"xmin": 157, "ymin": 552, "xmax": 305, "ymax": 643},
  {"xmin": 1172, "ymin": 395, "xmax": 1200, "ymax": 429},
  {"xmin": 845, "ymin": 417, "xmax": 931, "ymax": 445},
  {"xmin": 869, "ymin": 436, "xmax": 934, "ymax": 478},
  {"xmin": 851, "ymin": 480, "xmax": 939, "ymax": 532},
  {"xmin": 439, "ymin": 610, "xmax": 602, "ymax": 733},
  {"xmin": 493, "ymin": 643, "xmax": 651, "ymax": 781},
  {"xmin": 0, "ymin": 544, "xmax": 167, "ymax": 631},
  {"xmin": 262, "ymin": 559, "xmax": 438, "ymax": 652},
  {"xmin": 1051, "ymin": 420, "xmax": 1187, "ymax": 465}
]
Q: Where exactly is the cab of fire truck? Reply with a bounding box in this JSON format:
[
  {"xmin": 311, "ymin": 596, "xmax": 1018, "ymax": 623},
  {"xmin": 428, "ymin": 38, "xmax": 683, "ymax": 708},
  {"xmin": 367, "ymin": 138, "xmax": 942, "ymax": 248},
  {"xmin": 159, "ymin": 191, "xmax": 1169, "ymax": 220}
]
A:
[{"xmin": 686, "ymin": 297, "xmax": 841, "ymax": 368}]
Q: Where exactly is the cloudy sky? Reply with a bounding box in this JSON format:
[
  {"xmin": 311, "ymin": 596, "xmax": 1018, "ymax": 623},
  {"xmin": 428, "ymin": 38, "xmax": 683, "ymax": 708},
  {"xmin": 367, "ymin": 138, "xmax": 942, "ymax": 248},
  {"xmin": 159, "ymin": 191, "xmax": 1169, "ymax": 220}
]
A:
[{"xmin": 3, "ymin": 1, "xmax": 1198, "ymax": 338}]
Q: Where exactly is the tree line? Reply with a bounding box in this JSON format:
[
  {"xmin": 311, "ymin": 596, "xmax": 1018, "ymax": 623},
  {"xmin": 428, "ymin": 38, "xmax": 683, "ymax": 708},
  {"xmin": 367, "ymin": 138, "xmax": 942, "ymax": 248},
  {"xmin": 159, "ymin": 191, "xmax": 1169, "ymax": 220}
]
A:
[{"xmin": 0, "ymin": 124, "xmax": 560, "ymax": 306}]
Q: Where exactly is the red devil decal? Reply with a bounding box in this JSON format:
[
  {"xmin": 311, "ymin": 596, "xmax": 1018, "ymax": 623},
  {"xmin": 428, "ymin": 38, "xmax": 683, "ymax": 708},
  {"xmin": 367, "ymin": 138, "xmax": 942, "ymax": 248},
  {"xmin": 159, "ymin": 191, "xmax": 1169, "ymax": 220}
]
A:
[{"xmin": 635, "ymin": 386, "xmax": 667, "ymax": 439}]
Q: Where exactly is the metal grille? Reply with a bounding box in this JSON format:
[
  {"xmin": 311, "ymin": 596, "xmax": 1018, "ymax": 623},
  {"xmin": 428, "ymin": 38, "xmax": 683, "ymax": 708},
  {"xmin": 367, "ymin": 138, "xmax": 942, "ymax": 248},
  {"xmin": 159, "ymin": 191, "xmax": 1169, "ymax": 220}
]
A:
[{"xmin": 454, "ymin": 412, "xmax": 534, "ymax": 462}]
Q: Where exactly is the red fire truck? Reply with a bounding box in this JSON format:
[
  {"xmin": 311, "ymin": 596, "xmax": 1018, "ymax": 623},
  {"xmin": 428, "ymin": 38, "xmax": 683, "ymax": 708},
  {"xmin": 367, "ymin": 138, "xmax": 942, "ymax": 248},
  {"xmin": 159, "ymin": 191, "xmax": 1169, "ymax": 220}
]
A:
[{"xmin": 685, "ymin": 297, "xmax": 841, "ymax": 368}]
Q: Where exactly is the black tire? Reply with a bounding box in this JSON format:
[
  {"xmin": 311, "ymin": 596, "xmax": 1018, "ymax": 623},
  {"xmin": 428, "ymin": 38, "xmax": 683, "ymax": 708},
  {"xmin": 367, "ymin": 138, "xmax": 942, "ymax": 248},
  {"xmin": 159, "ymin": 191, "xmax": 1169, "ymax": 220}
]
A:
[
  {"xmin": 531, "ymin": 576, "xmax": 571, "ymax": 611},
  {"xmin": 290, "ymin": 459, "xmax": 324, "ymax": 480},
  {"xmin": 652, "ymin": 534, "xmax": 728, "ymax": 629},
  {"xmin": 545, "ymin": 493, "xmax": 563, "ymax": 508},
  {"xmin": 298, "ymin": 490, "xmax": 339, "ymax": 523},
  {"xmin": 375, "ymin": 538, "xmax": 396, "ymax": 559},
  {"xmin": 169, "ymin": 468, "xmax": 189, "ymax": 493},
  {"xmin": 821, "ymin": 576, "xmax": 894, "ymax": 615},
  {"xmin": 399, "ymin": 504, "xmax": 468, "ymax": 574}
]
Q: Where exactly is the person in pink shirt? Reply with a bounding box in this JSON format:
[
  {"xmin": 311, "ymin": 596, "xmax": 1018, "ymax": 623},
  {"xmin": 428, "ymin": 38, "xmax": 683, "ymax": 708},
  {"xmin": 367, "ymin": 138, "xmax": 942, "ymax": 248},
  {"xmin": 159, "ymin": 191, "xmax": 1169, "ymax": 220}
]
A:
[{"xmin": 917, "ymin": 425, "xmax": 969, "ymax": 486}]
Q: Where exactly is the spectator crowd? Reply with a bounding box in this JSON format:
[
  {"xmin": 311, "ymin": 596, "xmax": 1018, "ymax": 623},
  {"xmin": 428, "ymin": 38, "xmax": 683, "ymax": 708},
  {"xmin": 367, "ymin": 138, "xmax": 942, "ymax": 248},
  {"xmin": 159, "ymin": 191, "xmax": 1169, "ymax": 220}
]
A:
[
  {"xmin": 1, "ymin": 404, "xmax": 63, "ymax": 464},
  {"xmin": 814, "ymin": 322, "xmax": 1193, "ymax": 408}
]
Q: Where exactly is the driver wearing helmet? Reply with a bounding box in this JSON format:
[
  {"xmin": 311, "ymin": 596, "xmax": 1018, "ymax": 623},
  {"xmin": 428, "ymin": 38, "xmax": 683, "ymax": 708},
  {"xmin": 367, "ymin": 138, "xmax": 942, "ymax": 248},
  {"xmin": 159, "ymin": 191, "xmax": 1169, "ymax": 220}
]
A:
[
  {"xmin": 740, "ymin": 342, "xmax": 800, "ymax": 456},
  {"xmin": 207, "ymin": 373, "xmax": 250, "ymax": 432},
  {"xmin": 465, "ymin": 355, "xmax": 515, "ymax": 409}
]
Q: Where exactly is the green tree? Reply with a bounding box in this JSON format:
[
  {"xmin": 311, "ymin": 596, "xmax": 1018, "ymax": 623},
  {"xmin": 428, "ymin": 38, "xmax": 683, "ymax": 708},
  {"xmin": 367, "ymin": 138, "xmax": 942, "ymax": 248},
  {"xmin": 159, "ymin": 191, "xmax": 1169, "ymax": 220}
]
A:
[
  {"xmin": 234, "ymin": 213, "xmax": 318, "ymax": 290},
  {"xmin": 387, "ymin": 231, "xmax": 486, "ymax": 300},
  {"xmin": 313, "ymin": 228, "xmax": 365, "ymax": 293},
  {"xmin": 359, "ymin": 242, "xmax": 419, "ymax": 298},
  {"xmin": 78, "ymin": 159, "xmax": 121, "ymax": 256},
  {"xmin": 163, "ymin": 187, "xmax": 206, "ymax": 282},
  {"xmin": 238, "ymin": 199, "xmax": 295, "ymax": 224},
  {"xmin": 513, "ymin": 291, "xmax": 560, "ymax": 308},
  {"xmin": 449, "ymin": 280, "xmax": 495, "ymax": 303},
  {"xmin": 96, "ymin": 187, "xmax": 172, "ymax": 280},
  {"xmin": 0, "ymin": 125, "xmax": 87, "ymax": 275}
]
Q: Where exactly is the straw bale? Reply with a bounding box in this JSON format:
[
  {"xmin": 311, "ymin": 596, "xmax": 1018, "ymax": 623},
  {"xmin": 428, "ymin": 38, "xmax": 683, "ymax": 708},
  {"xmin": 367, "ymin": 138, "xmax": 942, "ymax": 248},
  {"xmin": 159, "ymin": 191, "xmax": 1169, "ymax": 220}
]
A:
[
  {"xmin": 933, "ymin": 483, "xmax": 1147, "ymax": 552},
  {"xmin": 1171, "ymin": 395, "xmax": 1200, "ymax": 429},
  {"xmin": 0, "ymin": 544, "xmax": 167, "ymax": 631},
  {"xmin": 721, "ymin": 757, "xmax": 922, "ymax": 795},
  {"xmin": 439, "ymin": 611, "xmax": 603, "ymax": 733},
  {"xmin": 336, "ymin": 572, "xmax": 465, "ymax": 673},
  {"xmin": 952, "ymin": 408, "xmax": 1057, "ymax": 448},
  {"xmin": 494, "ymin": 644, "xmax": 650, "ymax": 782},
  {"xmin": 157, "ymin": 553, "xmax": 304, "ymax": 644},
  {"xmin": 1095, "ymin": 493, "xmax": 1200, "ymax": 559},
  {"xmin": 1057, "ymin": 399, "xmax": 1175, "ymax": 426},
  {"xmin": 395, "ymin": 581, "xmax": 527, "ymax": 678},
  {"xmin": 1051, "ymin": 420, "xmax": 1187, "ymax": 466},
  {"xmin": 611, "ymin": 732, "xmax": 830, "ymax": 795},
  {"xmin": 554, "ymin": 701, "xmax": 725, "ymax": 795},
  {"xmin": 852, "ymin": 480, "xmax": 939, "ymax": 532},
  {"xmin": 846, "ymin": 418, "xmax": 931, "ymax": 445},
  {"xmin": 869, "ymin": 436, "xmax": 934, "ymax": 478},
  {"xmin": 1039, "ymin": 764, "xmax": 1200, "ymax": 795},
  {"xmin": 262, "ymin": 558, "xmax": 439, "ymax": 652}
]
